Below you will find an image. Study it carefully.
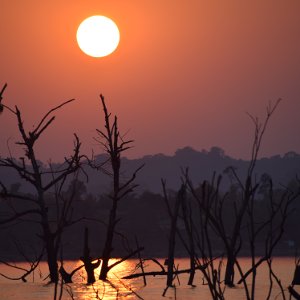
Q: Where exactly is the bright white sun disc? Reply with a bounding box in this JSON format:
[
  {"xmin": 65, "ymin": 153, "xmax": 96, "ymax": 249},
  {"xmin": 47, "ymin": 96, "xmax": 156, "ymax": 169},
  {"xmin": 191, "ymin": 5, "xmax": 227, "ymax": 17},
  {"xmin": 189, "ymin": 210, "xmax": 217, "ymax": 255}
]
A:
[{"xmin": 76, "ymin": 16, "xmax": 120, "ymax": 57}]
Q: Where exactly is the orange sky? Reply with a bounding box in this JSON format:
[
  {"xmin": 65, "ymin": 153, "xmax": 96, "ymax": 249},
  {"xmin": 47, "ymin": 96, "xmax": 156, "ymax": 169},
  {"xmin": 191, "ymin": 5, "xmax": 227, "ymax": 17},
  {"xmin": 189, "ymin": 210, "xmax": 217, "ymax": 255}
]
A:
[{"xmin": 1, "ymin": 1, "xmax": 300, "ymax": 162}]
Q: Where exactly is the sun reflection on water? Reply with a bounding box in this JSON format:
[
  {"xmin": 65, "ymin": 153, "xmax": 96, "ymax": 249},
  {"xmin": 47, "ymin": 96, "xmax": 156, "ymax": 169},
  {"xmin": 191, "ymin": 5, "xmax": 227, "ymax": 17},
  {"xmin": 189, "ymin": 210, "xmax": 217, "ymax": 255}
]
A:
[{"xmin": 68, "ymin": 258, "xmax": 140, "ymax": 300}]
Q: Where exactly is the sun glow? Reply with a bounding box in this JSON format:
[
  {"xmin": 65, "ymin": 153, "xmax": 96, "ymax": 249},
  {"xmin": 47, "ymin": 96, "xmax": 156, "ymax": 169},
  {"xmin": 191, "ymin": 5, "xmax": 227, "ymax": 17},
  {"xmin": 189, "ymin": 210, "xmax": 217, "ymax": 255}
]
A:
[{"xmin": 76, "ymin": 16, "xmax": 120, "ymax": 58}]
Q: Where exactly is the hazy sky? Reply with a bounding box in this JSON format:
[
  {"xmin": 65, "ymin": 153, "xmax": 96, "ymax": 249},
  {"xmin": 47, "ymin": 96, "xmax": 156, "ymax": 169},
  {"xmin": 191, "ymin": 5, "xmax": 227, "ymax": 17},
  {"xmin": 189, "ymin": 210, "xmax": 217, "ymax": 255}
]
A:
[{"xmin": 1, "ymin": 1, "xmax": 300, "ymax": 162}]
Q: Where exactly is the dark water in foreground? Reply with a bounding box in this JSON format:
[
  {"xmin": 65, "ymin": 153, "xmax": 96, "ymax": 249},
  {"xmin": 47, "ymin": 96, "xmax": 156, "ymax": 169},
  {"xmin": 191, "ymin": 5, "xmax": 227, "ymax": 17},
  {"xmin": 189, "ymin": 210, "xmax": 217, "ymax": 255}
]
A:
[{"xmin": 0, "ymin": 257, "xmax": 297, "ymax": 299}]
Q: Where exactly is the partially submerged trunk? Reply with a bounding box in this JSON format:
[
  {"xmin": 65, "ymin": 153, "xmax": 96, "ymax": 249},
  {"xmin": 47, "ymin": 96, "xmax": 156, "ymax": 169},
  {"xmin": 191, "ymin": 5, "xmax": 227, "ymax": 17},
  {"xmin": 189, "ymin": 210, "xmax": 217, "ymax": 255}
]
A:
[
  {"xmin": 224, "ymin": 253, "xmax": 235, "ymax": 287},
  {"xmin": 166, "ymin": 193, "xmax": 181, "ymax": 287},
  {"xmin": 81, "ymin": 227, "xmax": 100, "ymax": 284},
  {"xmin": 99, "ymin": 194, "xmax": 118, "ymax": 280},
  {"xmin": 39, "ymin": 189, "xmax": 59, "ymax": 283},
  {"xmin": 45, "ymin": 234, "xmax": 59, "ymax": 283}
]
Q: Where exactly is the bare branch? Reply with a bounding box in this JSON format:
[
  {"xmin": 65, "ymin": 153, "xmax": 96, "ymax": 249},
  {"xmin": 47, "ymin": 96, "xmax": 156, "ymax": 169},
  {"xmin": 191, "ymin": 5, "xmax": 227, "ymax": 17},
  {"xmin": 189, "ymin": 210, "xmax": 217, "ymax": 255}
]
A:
[
  {"xmin": 0, "ymin": 247, "xmax": 44, "ymax": 282},
  {"xmin": 32, "ymin": 99, "xmax": 75, "ymax": 135}
]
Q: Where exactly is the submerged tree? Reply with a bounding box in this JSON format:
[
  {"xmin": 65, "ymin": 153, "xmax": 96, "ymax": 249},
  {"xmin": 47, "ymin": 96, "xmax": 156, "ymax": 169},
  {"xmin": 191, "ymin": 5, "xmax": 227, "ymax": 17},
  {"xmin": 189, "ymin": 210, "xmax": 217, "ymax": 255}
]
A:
[
  {"xmin": 125, "ymin": 98, "xmax": 300, "ymax": 299},
  {"xmin": 93, "ymin": 94, "xmax": 143, "ymax": 280},
  {"xmin": 182, "ymin": 99, "xmax": 300, "ymax": 297},
  {"xmin": 221, "ymin": 99, "xmax": 283, "ymax": 286},
  {"xmin": 0, "ymin": 85, "xmax": 83, "ymax": 283}
]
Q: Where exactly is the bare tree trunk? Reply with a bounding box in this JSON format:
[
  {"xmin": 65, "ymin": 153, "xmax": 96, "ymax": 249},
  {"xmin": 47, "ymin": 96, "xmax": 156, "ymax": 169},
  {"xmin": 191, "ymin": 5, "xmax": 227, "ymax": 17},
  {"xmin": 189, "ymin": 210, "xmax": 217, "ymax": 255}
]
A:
[
  {"xmin": 224, "ymin": 253, "xmax": 235, "ymax": 287},
  {"xmin": 166, "ymin": 191, "xmax": 181, "ymax": 287},
  {"xmin": 38, "ymin": 186, "xmax": 59, "ymax": 283},
  {"xmin": 81, "ymin": 227, "xmax": 100, "ymax": 284},
  {"xmin": 45, "ymin": 234, "xmax": 59, "ymax": 283},
  {"xmin": 99, "ymin": 204, "xmax": 117, "ymax": 280},
  {"xmin": 180, "ymin": 181, "xmax": 196, "ymax": 285}
]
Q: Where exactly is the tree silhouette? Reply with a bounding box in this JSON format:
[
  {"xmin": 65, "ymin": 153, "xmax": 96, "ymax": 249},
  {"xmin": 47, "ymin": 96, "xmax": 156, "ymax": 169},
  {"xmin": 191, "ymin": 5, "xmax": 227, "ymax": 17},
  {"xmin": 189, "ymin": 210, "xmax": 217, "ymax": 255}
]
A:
[
  {"xmin": 93, "ymin": 94, "xmax": 143, "ymax": 280},
  {"xmin": 0, "ymin": 85, "xmax": 83, "ymax": 283}
]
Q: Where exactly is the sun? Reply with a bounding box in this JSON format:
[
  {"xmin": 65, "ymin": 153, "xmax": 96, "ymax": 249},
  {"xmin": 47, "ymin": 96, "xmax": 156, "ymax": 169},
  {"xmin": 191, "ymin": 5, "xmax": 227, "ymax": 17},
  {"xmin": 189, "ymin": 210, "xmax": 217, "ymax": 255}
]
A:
[{"xmin": 76, "ymin": 16, "xmax": 120, "ymax": 58}]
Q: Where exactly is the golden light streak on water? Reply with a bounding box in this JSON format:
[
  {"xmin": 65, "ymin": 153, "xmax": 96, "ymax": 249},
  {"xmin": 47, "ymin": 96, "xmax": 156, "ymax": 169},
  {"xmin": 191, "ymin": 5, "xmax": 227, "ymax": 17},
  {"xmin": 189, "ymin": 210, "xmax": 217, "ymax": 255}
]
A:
[{"xmin": 69, "ymin": 258, "xmax": 139, "ymax": 300}]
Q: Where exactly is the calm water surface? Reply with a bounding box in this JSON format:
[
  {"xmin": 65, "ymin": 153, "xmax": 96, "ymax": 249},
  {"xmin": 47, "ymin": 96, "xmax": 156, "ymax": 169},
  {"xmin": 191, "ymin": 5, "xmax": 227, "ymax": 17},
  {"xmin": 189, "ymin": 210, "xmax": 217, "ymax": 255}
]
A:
[{"xmin": 0, "ymin": 257, "xmax": 297, "ymax": 299}]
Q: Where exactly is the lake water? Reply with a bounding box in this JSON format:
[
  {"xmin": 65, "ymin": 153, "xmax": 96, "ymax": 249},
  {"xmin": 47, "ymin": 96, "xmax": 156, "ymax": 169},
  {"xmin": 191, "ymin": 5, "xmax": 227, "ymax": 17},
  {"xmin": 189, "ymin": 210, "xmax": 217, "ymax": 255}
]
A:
[{"xmin": 0, "ymin": 257, "xmax": 298, "ymax": 299}]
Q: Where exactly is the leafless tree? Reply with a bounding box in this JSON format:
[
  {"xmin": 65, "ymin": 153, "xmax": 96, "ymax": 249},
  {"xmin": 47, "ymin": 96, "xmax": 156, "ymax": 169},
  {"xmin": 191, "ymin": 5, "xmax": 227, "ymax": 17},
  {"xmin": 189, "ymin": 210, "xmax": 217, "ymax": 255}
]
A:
[
  {"xmin": 0, "ymin": 85, "xmax": 83, "ymax": 283},
  {"xmin": 161, "ymin": 180, "xmax": 183, "ymax": 288},
  {"xmin": 93, "ymin": 94, "xmax": 143, "ymax": 280},
  {"xmin": 126, "ymin": 177, "xmax": 224, "ymax": 298},
  {"xmin": 234, "ymin": 179, "xmax": 298, "ymax": 299},
  {"xmin": 185, "ymin": 99, "xmax": 283, "ymax": 287}
]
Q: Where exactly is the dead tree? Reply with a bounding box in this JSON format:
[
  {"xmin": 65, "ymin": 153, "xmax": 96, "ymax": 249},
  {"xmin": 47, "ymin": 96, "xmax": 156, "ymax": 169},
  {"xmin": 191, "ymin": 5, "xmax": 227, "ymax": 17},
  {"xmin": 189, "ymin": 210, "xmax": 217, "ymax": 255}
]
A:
[
  {"xmin": 57, "ymin": 217, "xmax": 101, "ymax": 284},
  {"xmin": 161, "ymin": 180, "xmax": 183, "ymax": 287},
  {"xmin": 161, "ymin": 177, "xmax": 225, "ymax": 298},
  {"xmin": 185, "ymin": 99, "xmax": 282, "ymax": 287},
  {"xmin": 235, "ymin": 179, "xmax": 300, "ymax": 300},
  {"xmin": 80, "ymin": 227, "xmax": 100, "ymax": 284},
  {"xmin": 0, "ymin": 88, "xmax": 83, "ymax": 283},
  {"xmin": 177, "ymin": 176, "xmax": 197, "ymax": 286},
  {"xmin": 183, "ymin": 173, "xmax": 226, "ymax": 299},
  {"xmin": 121, "ymin": 176, "xmax": 224, "ymax": 297},
  {"xmin": 94, "ymin": 94, "xmax": 143, "ymax": 280},
  {"xmin": 222, "ymin": 99, "xmax": 282, "ymax": 287}
]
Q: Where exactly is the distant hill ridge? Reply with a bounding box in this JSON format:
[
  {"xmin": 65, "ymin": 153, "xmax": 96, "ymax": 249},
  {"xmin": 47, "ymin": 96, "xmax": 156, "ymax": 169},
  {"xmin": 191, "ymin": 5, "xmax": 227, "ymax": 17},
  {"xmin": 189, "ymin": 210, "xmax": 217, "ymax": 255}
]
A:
[{"xmin": 1, "ymin": 146, "xmax": 299, "ymax": 195}]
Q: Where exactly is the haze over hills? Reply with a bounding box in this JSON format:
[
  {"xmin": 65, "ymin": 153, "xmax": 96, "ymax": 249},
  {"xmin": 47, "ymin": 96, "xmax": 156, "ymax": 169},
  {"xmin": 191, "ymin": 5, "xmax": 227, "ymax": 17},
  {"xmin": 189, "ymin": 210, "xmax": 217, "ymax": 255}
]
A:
[
  {"xmin": 1, "ymin": 146, "xmax": 300, "ymax": 260},
  {"xmin": 1, "ymin": 146, "xmax": 299, "ymax": 196}
]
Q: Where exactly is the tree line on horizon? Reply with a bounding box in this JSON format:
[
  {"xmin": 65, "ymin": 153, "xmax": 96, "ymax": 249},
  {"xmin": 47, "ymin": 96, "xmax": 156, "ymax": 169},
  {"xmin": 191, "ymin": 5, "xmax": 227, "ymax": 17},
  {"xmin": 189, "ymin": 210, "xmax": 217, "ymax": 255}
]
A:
[
  {"xmin": 1, "ymin": 83, "xmax": 300, "ymax": 299},
  {"xmin": 2, "ymin": 144, "xmax": 299, "ymax": 198}
]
